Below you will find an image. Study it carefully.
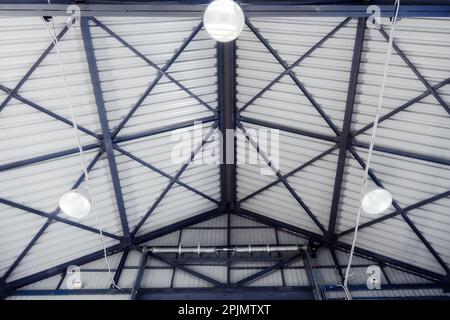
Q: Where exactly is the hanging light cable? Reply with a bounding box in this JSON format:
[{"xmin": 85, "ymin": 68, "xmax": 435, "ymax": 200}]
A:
[
  {"xmin": 342, "ymin": 0, "xmax": 401, "ymax": 299},
  {"xmin": 41, "ymin": 4, "xmax": 120, "ymax": 289}
]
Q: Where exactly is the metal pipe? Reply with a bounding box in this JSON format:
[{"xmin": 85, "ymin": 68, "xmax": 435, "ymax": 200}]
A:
[{"xmin": 149, "ymin": 244, "xmax": 305, "ymax": 255}]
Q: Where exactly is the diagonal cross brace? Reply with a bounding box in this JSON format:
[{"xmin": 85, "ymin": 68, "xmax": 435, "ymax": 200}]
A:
[
  {"xmin": 327, "ymin": 18, "xmax": 366, "ymax": 240},
  {"xmin": 338, "ymin": 188, "xmax": 450, "ymax": 238},
  {"xmin": 0, "ymin": 25, "xmax": 69, "ymax": 112},
  {"xmin": 111, "ymin": 21, "xmax": 205, "ymax": 138},
  {"xmin": 149, "ymin": 252, "xmax": 223, "ymax": 287},
  {"xmin": 349, "ymin": 148, "xmax": 450, "ymax": 274},
  {"xmin": 114, "ymin": 145, "xmax": 219, "ymax": 204},
  {"xmin": 238, "ymin": 17, "xmax": 351, "ymax": 116},
  {"xmin": 378, "ymin": 26, "xmax": 450, "ymax": 116},
  {"xmin": 237, "ymin": 121, "xmax": 327, "ymax": 234},
  {"xmin": 81, "ymin": 17, "xmax": 131, "ymax": 242},
  {"xmin": 0, "ymin": 84, "xmax": 100, "ymax": 139},
  {"xmin": 352, "ymin": 78, "xmax": 450, "ymax": 138},
  {"xmin": 89, "ymin": 17, "xmax": 217, "ymax": 116},
  {"xmin": 0, "ymin": 151, "xmax": 119, "ymax": 282},
  {"xmin": 239, "ymin": 144, "xmax": 340, "ymax": 203},
  {"xmin": 131, "ymin": 122, "xmax": 219, "ymax": 236},
  {"xmin": 244, "ymin": 18, "xmax": 340, "ymax": 135},
  {"xmin": 236, "ymin": 253, "xmax": 304, "ymax": 286}
]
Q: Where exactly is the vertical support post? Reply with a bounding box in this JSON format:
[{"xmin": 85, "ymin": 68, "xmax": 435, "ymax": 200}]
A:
[
  {"xmin": 218, "ymin": 40, "xmax": 237, "ymax": 284},
  {"xmin": 328, "ymin": 18, "xmax": 366, "ymax": 241},
  {"xmin": 112, "ymin": 248, "xmax": 129, "ymax": 288},
  {"xmin": 81, "ymin": 17, "xmax": 131, "ymax": 245},
  {"xmin": 304, "ymin": 250, "xmax": 324, "ymax": 300},
  {"xmin": 130, "ymin": 247, "xmax": 148, "ymax": 300},
  {"xmin": 217, "ymin": 41, "xmax": 237, "ymax": 211}
]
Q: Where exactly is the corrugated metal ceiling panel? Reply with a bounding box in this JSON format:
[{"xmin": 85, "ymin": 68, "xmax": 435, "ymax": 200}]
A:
[
  {"xmin": 237, "ymin": 122, "xmax": 336, "ymax": 233},
  {"xmin": 89, "ymin": 17, "xmax": 217, "ymax": 136},
  {"xmin": 352, "ymin": 18, "xmax": 450, "ymax": 161},
  {"xmin": 237, "ymin": 17, "xmax": 358, "ymax": 134}
]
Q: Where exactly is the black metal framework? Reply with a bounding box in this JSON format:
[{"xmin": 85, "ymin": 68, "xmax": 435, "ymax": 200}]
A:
[
  {"xmin": 235, "ymin": 14, "xmax": 450, "ymax": 287},
  {"xmin": 0, "ymin": 4, "xmax": 450, "ymax": 299}
]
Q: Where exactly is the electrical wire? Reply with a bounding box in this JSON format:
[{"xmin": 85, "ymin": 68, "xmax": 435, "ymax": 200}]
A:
[
  {"xmin": 41, "ymin": 6, "xmax": 120, "ymax": 289},
  {"xmin": 342, "ymin": 0, "xmax": 401, "ymax": 300}
]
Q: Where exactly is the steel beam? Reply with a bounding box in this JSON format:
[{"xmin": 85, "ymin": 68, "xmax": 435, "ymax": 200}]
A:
[
  {"xmin": 352, "ymin": 78, "xmax": 450, "ymax": 138},
  {"xmin": 148, "ymin": 253, "xmax": 223, "ymax": 287},
  {"xmin": 327, "ymin": 18, "xmax": 366, "ymax": 241},
  {"xmin": 245, "ymin": 18, "xmax": 339, "ymax": 135},
  {"xmin": 89, "ymin": 17, "xmax": 217, "ymax": 115},
  {"xmin": 0, "ymin": 84, "xmax": 100, "ymax": 139},
  {"xmin": 131, "ymin": 122, "xmax": 219, "ymax": 236},
  {"xmin": 133, "ymin": 209, "xmax": 223, "ymax": 245},
  {"xmin": 238, "ymin": 208, "xmax": 447, "ymax": 283},
  {"xmin": 113, "ymin": 116, "xmax": 217, "ymax": 144},
  {"xmin": 2, "ymin": 4, "xmax": 450, "ymax": 18},
  {"xmin": 379, "ymin": 26, "xmax": 450, "ymax": 116},
  {"xmin": 130, "ymin": 248, "xmax": 148, "ymax": 300},
  {"xmin": 236, "ymin": 253, "xmax": 304, "ymax": 286},
  {"xmin": 237, "ymin": 122, "xmax": 327, "ymax": 234},
  {"xmin": 8, "ymin": 287, "xmax": 315, "ymax": 300},
  {"xmin": 217, "ymin": 40, "xmax": 237, "ymax": 210},
  {"xmin": 304, "ymin": 251, "xmax": 324, "ymax": 300},
  {"xmin": 0, "ymin": 25, "xmax": 68, "ymax": 112},
  {"xmin": 4, "ymin": 210, "xmax": 224, "ymax": 293},
  {"xmin": 0, "ymin": 142, "xmax": 100, "ymax": 172},
  {"xmin": 0, "ymin": 197, "xmax": 121, "ymax": 241},
  {"xmin": 352, "ymin": 141, "xmax": 450, "ymax": 166},
  {"xmin": 330, "ymin": 248, "xmax": 345, "ymax": 284},
  {"xmin": 81, "ymin": 17, "xmax": 131, "ymax": 243},
  {"xmin": 114, "ymin": 145, "xmax": 219, "ymax": 204},
  {"xmin": 1, "ymin": 151, "xmax": 105, "ymax": 282},
  {"xmin": 325, "ymin": 283, "xmax": 450, "ymax": 292},
  {"xmin": 238, "ymin": 17, "xmax": 351, "ymax": 115},
  {"xmin": 238, "ymin": 144, "xmax": 339, "ymax": 204},
  {"xmin": 349, "ymin": 149, "xmax": 450, "ymax": 274},
  {"xmin": 111, "ymin": 21, "xmax": 204, "ymax": 138},
  {"xmin": 338, "ymin": 189, "xmax": 450, "ymax": 237},
  {"xmin": 238, "ymin": 116, "xmax": 338, "ymax": 143},
  {"xmin": 112, "ymin": 248, "xmax": 129, "ymax": 289}
]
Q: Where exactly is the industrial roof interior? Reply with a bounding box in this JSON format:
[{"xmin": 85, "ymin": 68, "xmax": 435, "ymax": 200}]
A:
[{"xmin": 0, "ymin": 0, "xmax": 449, "ymax": 300}]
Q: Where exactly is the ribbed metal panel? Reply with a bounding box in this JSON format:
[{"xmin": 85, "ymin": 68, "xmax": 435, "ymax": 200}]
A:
[
  {"xmin": 89, "ymin": 17, "xmax": 217, "ymax": 136},
  {"xmin": 0, "ymin": 15, "xmax": 220, "ymax": 289},
  {"xmin": 317, "ymin": 249, "xmax": 449, "ymax": 299},
  {"xmin": 0, "ymin": 151, "xmax": 124, "ymax": 280},
  {"xmin": 115, "ymin": 123, "xmax": 220, "ymax": 236},
  {"xmin": 20, "ymin": 275, "xmax": 62, "ymax": 290},
  {"xmin": 238, "ymin": 122, "xmax": 336, "ymax": 233},
  {"xmin": 335, "ymin": 151, "xmax": 396, "ymax": 233},
  {"xmin": 352, "ymin": 18, "xmax": 450, "ymax": 161},
  {"xmin": 337, "ymin": 148, "xmax": 449, "ymax": 275},
  {"xmin": 237, "ymin": 17, "xmax": 358, "ymax": 133},
  {"xmin": 9, "ymin": 221, "xmax": 119, "ymax": 281},
  {"xmin": 0, "ymin": 17, "xmax": 99, "ymax": 166},
  {"xmin": 230, "ymin": 228, "xmax": 276, "ymax": 245}
]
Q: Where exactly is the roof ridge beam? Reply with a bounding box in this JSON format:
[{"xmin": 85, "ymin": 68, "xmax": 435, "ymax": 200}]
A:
[
  {"xmin": 81, "ymin": 17, "xmax": 131, "ymax": 244},
  {"xmin": 327, "ymin": 17, "xmax": 366, "ymax": 240}
]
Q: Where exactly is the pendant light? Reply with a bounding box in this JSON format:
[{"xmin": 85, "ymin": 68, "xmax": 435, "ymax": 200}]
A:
[
  {"xmin": 59, "ymin": 188, "xmax": 91, "ymax": 219},
  {"xmin": 361, "ymin": 188, "xmax": 392, "ymax": 215},
  {"xmin": 203, "ymin": 0, "xmax": 245, "ymax": 42}
]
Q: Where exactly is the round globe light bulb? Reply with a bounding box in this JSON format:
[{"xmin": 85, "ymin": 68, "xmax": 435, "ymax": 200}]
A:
[
  {"xmin": 59, "ymin": 189, "xmax": 91, "ymax": 218},
  {"xmin": 203, "ymin": 0, "xmax": 245, "ymax": 42},
  {"xmin": 361, "ymin": 188, "xmax": 392, "ymax": 215}
]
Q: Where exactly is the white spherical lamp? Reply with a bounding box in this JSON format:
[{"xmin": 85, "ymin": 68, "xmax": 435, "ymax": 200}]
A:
[
  {"xmin": 59, "ymin": 188, "xmax": 91, "ymax": 218},
  {"xmin": 203, "ymin": 0, "xmax": 245, "ymax": 42},
  {"xmin": 361, "ymin": 188, "xmax": 392, "ymax": 215}
]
